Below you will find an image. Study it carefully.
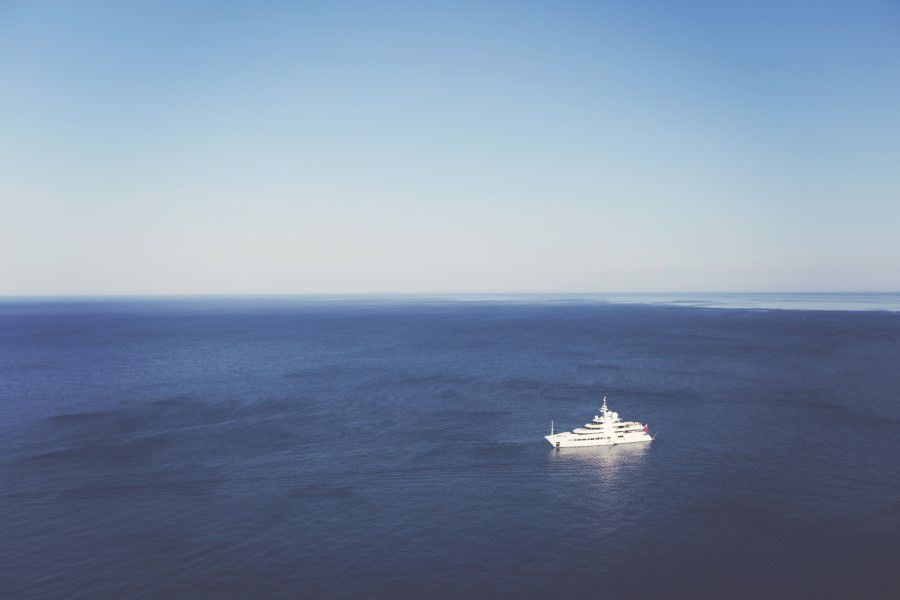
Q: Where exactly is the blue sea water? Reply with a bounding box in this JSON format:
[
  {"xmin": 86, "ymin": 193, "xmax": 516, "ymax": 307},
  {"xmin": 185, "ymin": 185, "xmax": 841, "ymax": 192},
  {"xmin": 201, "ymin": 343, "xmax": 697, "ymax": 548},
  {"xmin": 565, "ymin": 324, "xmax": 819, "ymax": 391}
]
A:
[{"xmin": 1, "ymin": 295, "xmax": 899, "ymax": 599}]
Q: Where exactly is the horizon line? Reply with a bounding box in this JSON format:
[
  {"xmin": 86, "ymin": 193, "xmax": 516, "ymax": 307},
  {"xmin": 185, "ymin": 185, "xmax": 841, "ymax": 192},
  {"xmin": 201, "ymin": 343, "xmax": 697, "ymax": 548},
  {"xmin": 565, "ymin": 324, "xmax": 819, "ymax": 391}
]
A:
[{"xmin": 2, "ymin": 291, "xmax": 900, "ymax": 299}]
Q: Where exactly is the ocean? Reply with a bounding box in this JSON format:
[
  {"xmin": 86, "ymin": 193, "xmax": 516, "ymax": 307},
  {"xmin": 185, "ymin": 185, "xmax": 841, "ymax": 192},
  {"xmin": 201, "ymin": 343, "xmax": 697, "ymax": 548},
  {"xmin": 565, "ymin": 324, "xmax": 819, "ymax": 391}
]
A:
[{"xmin": 1, "ymin": 295, "xmax": 898, "ymax": 599}]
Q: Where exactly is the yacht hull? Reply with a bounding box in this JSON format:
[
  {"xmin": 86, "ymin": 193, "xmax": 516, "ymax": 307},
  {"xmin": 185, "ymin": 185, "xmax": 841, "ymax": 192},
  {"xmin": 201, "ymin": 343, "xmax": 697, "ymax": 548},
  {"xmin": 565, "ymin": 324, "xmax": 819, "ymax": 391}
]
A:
[{"xmin": 545, "ymin": 432, "xmax": 653, "ymax": 448}]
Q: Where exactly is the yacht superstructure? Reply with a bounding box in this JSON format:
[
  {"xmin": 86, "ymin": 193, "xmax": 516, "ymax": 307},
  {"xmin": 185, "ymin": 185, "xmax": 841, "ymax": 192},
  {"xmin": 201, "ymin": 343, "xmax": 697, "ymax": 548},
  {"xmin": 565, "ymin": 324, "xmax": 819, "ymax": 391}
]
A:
[{"xmin": 545, "ymin": 397, "xmax": 652, "ymax": 448}]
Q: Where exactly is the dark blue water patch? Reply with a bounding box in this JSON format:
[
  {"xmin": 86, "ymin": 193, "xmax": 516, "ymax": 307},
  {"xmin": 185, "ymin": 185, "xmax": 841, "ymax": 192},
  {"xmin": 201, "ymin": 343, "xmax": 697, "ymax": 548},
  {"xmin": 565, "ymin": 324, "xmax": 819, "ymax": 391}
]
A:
[{"xmin": 0, "ymin": 298, "xmax": 898, "ymax": 599}]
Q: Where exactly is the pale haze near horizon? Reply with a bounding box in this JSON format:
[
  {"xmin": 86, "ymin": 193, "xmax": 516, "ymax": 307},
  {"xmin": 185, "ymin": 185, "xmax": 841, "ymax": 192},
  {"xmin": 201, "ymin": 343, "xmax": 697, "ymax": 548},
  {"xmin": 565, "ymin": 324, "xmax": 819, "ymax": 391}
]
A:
[{"xmin": 1, "ymin": 1, "xmax": 899, "ymax": 295}]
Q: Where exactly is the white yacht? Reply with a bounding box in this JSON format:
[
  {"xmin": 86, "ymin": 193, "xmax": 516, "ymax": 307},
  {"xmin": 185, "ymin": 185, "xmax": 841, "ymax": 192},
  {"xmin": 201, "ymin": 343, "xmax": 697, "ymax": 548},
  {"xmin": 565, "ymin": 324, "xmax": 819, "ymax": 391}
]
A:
[{"xmin": 545, "ymin": 397, "xmax": 652, "ymax": 448}]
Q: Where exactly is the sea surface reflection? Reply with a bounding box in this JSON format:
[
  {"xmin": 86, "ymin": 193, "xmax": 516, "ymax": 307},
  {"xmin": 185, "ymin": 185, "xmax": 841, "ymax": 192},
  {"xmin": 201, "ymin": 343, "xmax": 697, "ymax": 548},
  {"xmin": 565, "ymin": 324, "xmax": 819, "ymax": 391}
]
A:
[{"xmin": 547, "ymin": 442, "xmax": 650, "ymax": 492}]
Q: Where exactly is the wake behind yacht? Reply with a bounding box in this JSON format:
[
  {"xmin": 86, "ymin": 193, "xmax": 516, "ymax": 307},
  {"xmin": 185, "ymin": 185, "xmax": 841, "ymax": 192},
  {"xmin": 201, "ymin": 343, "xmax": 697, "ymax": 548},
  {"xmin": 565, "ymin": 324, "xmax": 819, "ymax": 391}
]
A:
[{"xmin": 546, "ymin": 397, "xmax": 652, "ymax": 448}]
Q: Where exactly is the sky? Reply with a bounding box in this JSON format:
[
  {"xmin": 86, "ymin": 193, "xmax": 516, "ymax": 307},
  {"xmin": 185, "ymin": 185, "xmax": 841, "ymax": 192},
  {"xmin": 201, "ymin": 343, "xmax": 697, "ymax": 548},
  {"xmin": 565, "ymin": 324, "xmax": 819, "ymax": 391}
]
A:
[{"xmin": 1, "ymin": 0, "xmax": 899, "ymax": 294}]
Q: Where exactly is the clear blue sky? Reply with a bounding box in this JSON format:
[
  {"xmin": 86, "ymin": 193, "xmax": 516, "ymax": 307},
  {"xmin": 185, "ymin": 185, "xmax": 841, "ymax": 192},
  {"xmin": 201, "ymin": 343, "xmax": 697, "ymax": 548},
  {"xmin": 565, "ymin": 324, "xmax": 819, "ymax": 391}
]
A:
[{"xmin": 1, "ymin": 0, "xmax": 898, "ymax": 294}]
